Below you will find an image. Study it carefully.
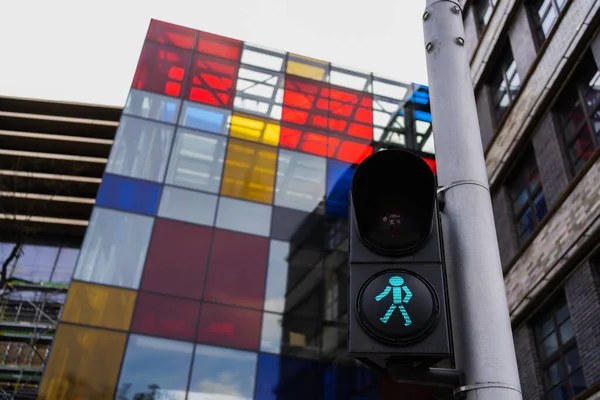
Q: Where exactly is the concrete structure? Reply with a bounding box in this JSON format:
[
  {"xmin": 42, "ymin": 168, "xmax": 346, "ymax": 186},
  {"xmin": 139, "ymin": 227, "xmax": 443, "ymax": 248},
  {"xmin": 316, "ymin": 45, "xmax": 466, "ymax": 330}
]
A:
[{"xmin": 462, "ymin": 0, "xmax": 600, "ymax": 398}]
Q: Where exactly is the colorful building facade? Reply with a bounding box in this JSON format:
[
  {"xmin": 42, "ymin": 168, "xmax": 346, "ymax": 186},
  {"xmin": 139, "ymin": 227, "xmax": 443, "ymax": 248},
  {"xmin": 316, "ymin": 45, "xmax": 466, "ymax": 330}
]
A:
[{"xmin": 37, "ymin": 19, "xmax": 438, "ymax": 400}]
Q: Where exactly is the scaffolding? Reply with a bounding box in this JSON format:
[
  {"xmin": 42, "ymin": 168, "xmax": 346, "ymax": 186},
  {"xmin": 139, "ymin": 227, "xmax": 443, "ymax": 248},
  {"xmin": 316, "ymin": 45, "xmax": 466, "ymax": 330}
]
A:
[{"xmin": 0, "ymin": 280, "xmax": 67, "ymax": 400}]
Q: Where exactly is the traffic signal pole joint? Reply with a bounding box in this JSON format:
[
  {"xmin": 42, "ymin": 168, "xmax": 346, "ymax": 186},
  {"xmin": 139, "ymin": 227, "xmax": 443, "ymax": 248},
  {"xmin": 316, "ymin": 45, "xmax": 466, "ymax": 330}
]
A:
[{"xmin": 422, "ymin": 1, "xmax": 523, "ymax": 399}]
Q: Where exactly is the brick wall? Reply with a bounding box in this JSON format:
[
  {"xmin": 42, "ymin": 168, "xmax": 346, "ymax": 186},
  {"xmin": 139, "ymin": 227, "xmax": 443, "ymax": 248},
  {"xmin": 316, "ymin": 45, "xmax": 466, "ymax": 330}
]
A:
[
  {"xmin": 531, "ymin": 113, "xmax": 571, "ymax": 208},
  {"xmin": 508, "ymin": 3, "xmax": 539, "ymax": 79},
  {"xmin": 565, "ymin": 260, "xmax": 600, "ymax": 388},
  {"xmin": 513, "ymin": 325, "xmax": 545, "ymax": 400},
  {"xmin": 505, "ymin": 156, "xmax": 600, "ymax": 320}
]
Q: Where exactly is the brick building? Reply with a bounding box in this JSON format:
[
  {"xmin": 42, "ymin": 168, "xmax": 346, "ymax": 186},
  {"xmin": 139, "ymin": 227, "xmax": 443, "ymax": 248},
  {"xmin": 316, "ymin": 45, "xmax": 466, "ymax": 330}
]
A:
[{"xmin": 462, "ymin": 0, "xmax": 600, "ymax": 398}]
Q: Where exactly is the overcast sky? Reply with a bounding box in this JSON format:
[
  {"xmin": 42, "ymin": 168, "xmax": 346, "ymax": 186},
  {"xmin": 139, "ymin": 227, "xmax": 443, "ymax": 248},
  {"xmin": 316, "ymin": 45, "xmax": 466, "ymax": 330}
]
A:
[{"xmin": 0, "ymin": 0, "xmax": 428, "ymax": 107}]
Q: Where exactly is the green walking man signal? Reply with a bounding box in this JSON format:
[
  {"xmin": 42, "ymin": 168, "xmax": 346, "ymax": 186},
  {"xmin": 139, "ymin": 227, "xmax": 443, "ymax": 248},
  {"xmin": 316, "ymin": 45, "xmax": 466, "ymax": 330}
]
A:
[{"xmin": 375, "ymin": 276, "xmax": 413, "ymax": 326}]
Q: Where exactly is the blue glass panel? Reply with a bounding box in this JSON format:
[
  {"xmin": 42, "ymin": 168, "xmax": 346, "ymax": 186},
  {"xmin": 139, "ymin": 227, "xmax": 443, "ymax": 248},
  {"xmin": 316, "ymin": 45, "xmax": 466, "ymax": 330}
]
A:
[
  {"xmin": 179, "ymin": 101, "xmax": 231, "ymax": 135},
  {"xmin": 408, "ymin": 89, "xmax": 429, "ymax": 105},
  {"xmin": 255, "ymin": 354, "xmax": 325, "ymax": 400},
  {"xmin": 415, "ymin": 110, "xmax": 432, "ymax": 123},
  {"xmin": 534, "ymin": 191, "xmax": 548, "ymax": 222},
  {"xmin": 325, "ymin": 160, "xmax": 357, "ymax": 219},
  {"xmin": 322, "ymin": 364, "xmax": 380, "ymax": 400},
  {"xmin": 96, "ymin": 174, "xmax": 162, "ymax": 216}
]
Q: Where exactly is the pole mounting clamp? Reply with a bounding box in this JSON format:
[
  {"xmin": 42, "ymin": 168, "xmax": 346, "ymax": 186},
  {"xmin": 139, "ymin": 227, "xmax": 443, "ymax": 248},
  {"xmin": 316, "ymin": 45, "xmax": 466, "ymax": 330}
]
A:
[
  {"xmin": 453, "ymin": 381, "xmax": 522, "ymax": 398},
  {"xmin": 436, "ymin": 180, "xmax": 490, "ymax": 212}
]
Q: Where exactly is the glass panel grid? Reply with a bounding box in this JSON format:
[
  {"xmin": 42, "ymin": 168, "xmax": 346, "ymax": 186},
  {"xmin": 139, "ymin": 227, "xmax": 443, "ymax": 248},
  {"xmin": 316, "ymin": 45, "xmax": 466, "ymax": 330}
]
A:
[{"xmin": 234, "ymin": 64, "xmax": 284, "ymax": 120}]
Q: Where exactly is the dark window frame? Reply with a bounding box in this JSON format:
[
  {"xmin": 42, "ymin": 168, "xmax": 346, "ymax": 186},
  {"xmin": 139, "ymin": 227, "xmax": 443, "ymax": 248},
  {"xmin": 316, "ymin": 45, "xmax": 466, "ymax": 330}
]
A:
[
  {"xmin": 533, "ymin": 296, "xmax": 586, "ymax": 399},
  {"xmin": 474, "ymin": 0, "xmax": 498, "ymax": 34},
  {"xmin": 528, "ymin": 0, "xmax": 568, "ymax": 46},
  {"xmin": 506, "ymin": 146, "xmax": 548, "ymax": 245},
  {"xmin": 555, "ymin": 52, "xmax": 600, "ymax": 176},
  {"xmin": 489, "ymin": 44, "xmax": 521, "ymax": 125}
]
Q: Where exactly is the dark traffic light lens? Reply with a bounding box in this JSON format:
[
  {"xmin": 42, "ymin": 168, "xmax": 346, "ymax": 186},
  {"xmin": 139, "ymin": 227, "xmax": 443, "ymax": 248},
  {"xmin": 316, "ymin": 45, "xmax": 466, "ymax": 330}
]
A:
[{"xmin": 351, "ymin": 149, "xmax": 436, "ymax": 256}]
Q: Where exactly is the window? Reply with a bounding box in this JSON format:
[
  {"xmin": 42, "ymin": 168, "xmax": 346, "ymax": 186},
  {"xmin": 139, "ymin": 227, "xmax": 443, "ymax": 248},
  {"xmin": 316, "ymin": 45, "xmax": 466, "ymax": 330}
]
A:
[
  {"xmin": 506, "ymin": 147, "xmax": 548, "ymax": 244},
  {"xmin": 474, "ymin": 0, "xmax": 498, "ymax": 33},
  {"xmin": 158, "ymin": 186, "xmax": 218, "ymax": 226},
  {"xmin": 490, "ymin": 45, "xmax": 521, "ymax": 123},
  {"xmin": 274, "ymin": 150, "xmax": 326, "ymax": 212},
  {"xmin": 215, "ymin": 197, "xmax": 272, "ymax": 237},
  {"xmin": 105, "ymin": 116, "xmax": 174, "ymax": 183},
  {"xmin": 73, "ymin": 208, "xmax": 154, "ymax": 289},
  {"xmin": 165, "ymin": 128, "xmax": 227, "ymax": 193},
  {"xmin": 116, "ymin": 335, "xmax": 194, "ymax": 400},
  {"xmin": 197, "ymin": 303, "xmax": 262, "ymax": 351},
  {"xmin": 555, "ymin": 52, "xmax": 600, "ymax": 174},
  {"xmin": 96, "ymin": 174, "xmax": 162, "ymax": 216},
  {"xmin": 534, "ymin": 297, "xmax": 586, "ymax": 399},
  {"xmin": 530, "ymin": 0, "xmax": 567, "ymax": 43},
  {"xmin": 187, "ymin": 345, "xmax": 257, "ymax": 400}
]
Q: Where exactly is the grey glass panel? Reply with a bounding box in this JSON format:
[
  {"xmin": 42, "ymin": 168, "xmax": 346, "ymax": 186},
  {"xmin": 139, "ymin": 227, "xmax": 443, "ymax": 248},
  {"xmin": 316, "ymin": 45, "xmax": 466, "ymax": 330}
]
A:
[
  {"xmin": 106, "ymin": 116, "xmax": 175, "ymax": 183},
  {"xmin": 330, "ymin": 65, "xmax": 372, "ymax": 92},
  {"xmin": 234, "ymin": 65, "xmax": 284, "ymax": 120},
  {"xmin": 215, "ymin": 197, "xmax": 272, "ymax": 237},
  {"xmin": 274, "ymin": 150, "xmax": 326, "ymax": 212},
  {"xmin": 123, "ymin": 89, "xmax": 181, "ymax": 124},
  {"xmin": 372, "ymin": 76, "xmax": 409, "ymax": 99},
  {"xmin": 165, "ymin": 129, "xmax": 226, "ymax": 193},
  {"xmin": 264, "ymin": 240, "xmax": 291, "ymax": 313},
  {"xmin": 51, "ymin": 247, "xmax": 79, "ymax": 283},
  {"xmin": 187, "ymin": 345, "xmax": 257, "ymax": 400},
  {"xmin": 73, "ymin": 208, "xmax": 154, "ymax": 289},
  {"xmin": 116, "ymin": 334, "xmax": 193, "ymax": 400},
  {"xmin": 179, "ymin": 101, "xmax": 231, "ymax": 135},
  {"xmin": 158, "ymin": 186, "xmax": 218, "ymax": 226}
]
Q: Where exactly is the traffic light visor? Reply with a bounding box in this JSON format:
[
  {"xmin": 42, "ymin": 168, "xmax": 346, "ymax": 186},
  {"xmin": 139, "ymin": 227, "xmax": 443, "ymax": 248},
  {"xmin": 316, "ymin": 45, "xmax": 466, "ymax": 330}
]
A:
[{"xmin": 351, "ymin": 149, "xmax": 436, "ymax": 255}]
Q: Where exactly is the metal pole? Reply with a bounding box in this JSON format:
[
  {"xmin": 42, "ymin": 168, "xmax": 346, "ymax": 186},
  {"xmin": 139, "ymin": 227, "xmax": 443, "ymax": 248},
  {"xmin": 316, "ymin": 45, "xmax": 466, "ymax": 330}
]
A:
[{"xmin": 422, "ymin": 2, "xmax": 523, "ymax": 399}]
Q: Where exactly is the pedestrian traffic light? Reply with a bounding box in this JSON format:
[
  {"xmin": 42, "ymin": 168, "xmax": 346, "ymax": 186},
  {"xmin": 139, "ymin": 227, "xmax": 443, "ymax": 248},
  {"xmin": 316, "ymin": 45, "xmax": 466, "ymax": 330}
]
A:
[{"xmin": 348, "ymin": 148, "xmax": 452, "ymax": 373}]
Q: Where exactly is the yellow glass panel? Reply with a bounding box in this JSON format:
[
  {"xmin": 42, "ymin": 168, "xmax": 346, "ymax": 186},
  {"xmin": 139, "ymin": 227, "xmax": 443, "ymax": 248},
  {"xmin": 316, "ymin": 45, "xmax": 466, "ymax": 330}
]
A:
[
  {"xmin": 61, "ymin": 281, "xmax": 137, "ymax": 331},
  {"xmin": 229, "ymin": 113, "xmax": 281, "ymax": 146},
  {"xmin": 286, "ymin": 53, "xmax": 328, "ymax": 81},
  {"xmin": 38, "ymin": 324, "xmax": 127, "ymax": 400},
  {"xmin": 221, "ymin": 139, "xmax": 277, "ymax": 204}
]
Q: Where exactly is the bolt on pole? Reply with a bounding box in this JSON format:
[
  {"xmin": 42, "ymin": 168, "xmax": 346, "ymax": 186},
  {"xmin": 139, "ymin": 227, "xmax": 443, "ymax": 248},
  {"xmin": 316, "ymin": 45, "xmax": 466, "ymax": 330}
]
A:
[{"xmin": 422, "ymin": 1, "xmax": 523, "ymax": 399}]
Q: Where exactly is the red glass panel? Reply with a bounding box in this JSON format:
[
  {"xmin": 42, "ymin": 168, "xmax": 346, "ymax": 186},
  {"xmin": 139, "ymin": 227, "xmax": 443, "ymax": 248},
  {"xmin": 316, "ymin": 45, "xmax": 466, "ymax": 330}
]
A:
[
  {"xmin": 131, "ymin": 292, "xmax": 201, "ymax": 341},
  {"xmin": 186, "ymin": 54, "xmax": 239, "ymax": 108},
  {"xmin": 141, "ymin": 219, "xmax": 213, "ymax": 300},
  {"xmin": 197, "ymin": 31, "xmax": 243, "ymax": 61},
  {"xmin": 327, "ymin": 135, "xmax": 373, "ymax": 164},
  {"xmin": 282, "ymin": 75, "xmax": 329, "ymax": 130},
  {"xmin": 204, "ymin": 229, "xmax": 269, "ymax": 310},
  {"xmin": 328, "ymin": 85, "xmax": 373, "ymax": 140},
  {"xmin": 132, "ymin": 41, "xmax": 192, "ymax": 97},
  {"xmin": 147, "ymin": 20, "xmax": 197, "ymax": 50},
  {"xmin": 279, "ymin": 124, "xmax": 330, "ymax": 157},
  {"xmin": 197, "ymin": 303, "xmax": 261, "ymax": 350}
]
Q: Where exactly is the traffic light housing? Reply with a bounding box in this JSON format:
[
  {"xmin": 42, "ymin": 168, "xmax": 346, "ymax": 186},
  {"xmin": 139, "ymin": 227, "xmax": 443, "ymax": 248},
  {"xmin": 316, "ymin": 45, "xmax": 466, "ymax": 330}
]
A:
[{"xmin": 348, "ymin": 149, "xmax": 452, "ymax": 373}]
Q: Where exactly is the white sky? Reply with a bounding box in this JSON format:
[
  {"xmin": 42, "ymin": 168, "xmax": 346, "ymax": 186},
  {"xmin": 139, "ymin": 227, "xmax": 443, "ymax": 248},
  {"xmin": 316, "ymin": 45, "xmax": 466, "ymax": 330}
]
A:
[{"xmin": 0, "ymin": 0, "xmax": 428, "ymax": 108}]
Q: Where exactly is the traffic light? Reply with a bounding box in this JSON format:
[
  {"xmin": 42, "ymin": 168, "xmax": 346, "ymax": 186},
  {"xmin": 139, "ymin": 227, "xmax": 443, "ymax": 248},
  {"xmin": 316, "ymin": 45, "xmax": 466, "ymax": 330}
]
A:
[{"xmin": 348, "ymin": 148, "xmax": 452, "ymax": 373}]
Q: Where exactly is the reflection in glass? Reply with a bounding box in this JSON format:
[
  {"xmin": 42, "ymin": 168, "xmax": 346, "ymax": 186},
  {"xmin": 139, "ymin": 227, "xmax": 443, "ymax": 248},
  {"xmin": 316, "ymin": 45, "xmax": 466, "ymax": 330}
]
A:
[
  {"xmin": 215, "ymin": 197, "xmax": 272, "ymax": 237},
  {"xmin": 165, "ymin": 129, "xmax": 226, "ymax": 193},
  {"xmin": 260, "ymin": 312, "xmax": 321, "ymax": 359},
  {"xmin": 116, "ymin": 335, "xmax": 193, "ymax": 400},
  {"xmin": 105, "ymin": 116, "xmax": 175, "ymax": 183},
  {"xmin": 188, "ymin": 345, "xmax": 257, "ymax": 400},
  {"xmin": 52, "ymin": 247, "xmax": 79, "ymax": 283},
  {"xmin": 6, "ymin": 244, "xmax": 58, "ymax": 282},
  {"xmin": 197, "ymin": 302, "xmax": 262, "ymax": 351},
  {"xmin": 123, "ymin": 89, "xmax": 181, "ymax": 123},
  {"xmin": 264, "ymin": 240, "xmax": 291, "ymax": 313},
  {"xmin": 179, "ymin": 101, "xmax": 232, "ymax": 135},
  {"xmin": 73, "ymin": 208, "xmax": 154, "ymax": 289},
  {"xmin": 275, "ymin": 150, "xmax": 326, "ymax": 212},
  {"xmin": 158, "ymin": 186, "xmax": 218, "ymax": 226}
]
